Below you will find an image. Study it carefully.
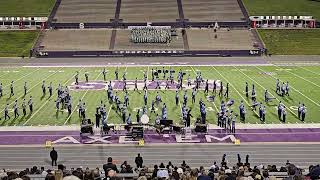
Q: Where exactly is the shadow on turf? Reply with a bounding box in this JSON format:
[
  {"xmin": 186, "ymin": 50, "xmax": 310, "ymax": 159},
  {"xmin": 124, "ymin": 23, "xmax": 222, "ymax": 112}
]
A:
[{"xmin": 40, "ymin": 94, "xmax": 46, "ymax": 101}]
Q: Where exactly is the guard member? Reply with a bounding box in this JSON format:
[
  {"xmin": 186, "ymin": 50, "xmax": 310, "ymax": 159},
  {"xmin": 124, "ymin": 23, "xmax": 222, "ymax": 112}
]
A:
[
  {"xmin": 251, "ymin": 84, "xmax": 256, "ymax": 101},
  {"xmin": 192, "ymin": 88, "xmax": 196, "ymax": 104},
  {"xmin": 28, "ymin": 96, "xmax": 33, "ymax": 113},
  {"xmin": 155, "ymin": 92, "xmax": 162, "ymax": 106},
  {"xmin": 186, "ymin": 109, "xmax": 192, "ymax": 127},
  {"xmin": 115, "ymin": 67, "xmax": 119, "ymax": 80},
  {"xmin": 48, "ymin": 82, "xmax": 53, "ymax": 97},
  {"xmin": 277, "ymin": 101, "xmax": 283, "ymax": 120},
  {"xmin": 224, "ymin": 83, "xmax": 229, "ymax": 98},
  {"xmin": 183, "ymin": 91, "xmax": 188, "ymax": 105},
  {"xmin": 124, "ymin": 93, "xmax": 129, "ymax": 106},
  {"xmin": 0, "ymin": 82, "xmax": 2, "ymax": 97},
  {"xmin": 282, "ymin": 106, "xmax": 287, "ymax": 122},
  {"xmin": 127, "ymin": 113, "xmax": 132, "ymax": 124},
  {"xmin": 298, "ymin": 102, "xmax": 302, "ymax": 119},
  {"xmin": 239, "ymin": 101, "xmax": 246, "ymax": 122},
  {"xmin": 211, "ymin": 80, "xmax": 216, "ymax": 94},
  {"xmin": 143, "ymin": 81, "xmax": 148, "ymax": 91},
  {"xmin": 42, "ymin": 81, "xmax": 46, "ymax": 96},
  {"xmin": 231, "ymin": 115, "xmax": 237, "ymax": 134},
  {"xmin": 102, "ymin": 68, "xmax": 107, "ymax": 81},
  {"xmin": 301, "ymin": 104, "xmax": 306, "ymax": 122},
  {"xmin": 10, "ymin": 81, "xmax": 14, "ymax": 97},
  {"xmin": 85, "ymin": 72, "xmax": 89, "ymax": 83},
  {"xmin": 122, "ymin": 106, "xmax": 126, "ymax": 123},
  {"xmin": 4, "ymin": 104, "xmax": 10, "ymax": 120},
  {"xmin": 276, "ymin": 79, "xmax": 280, "ymax": 94},
  {"xmin": 67, "ymin": 100, "xmax": 72, "ymax": 116},
  {"xmin": 13, "ymin": 100, "xmax": 19, "ymax": 118},
  {"xmin": 95, "ymin": 107, "xmax": 101, "ymax": 128},
  {"xmin": 75, "ymin": 71, "xmax": 79, "ymax": 85},
  {"xmin": 136, "ymin": 109, "xmax": 140, "ymax": 123},
  {"xmin": 22, "ymin": 99, "xmax": 27, "ymax": 116},
  {"xmin": 187, "ymin": 74, "xmax": 191, "ymax": 87},
  {"xmin": 24, "ymin": 82, "xmax": 27, "ymax": 96},
  {"xmin": 78, "ymin": 100, "xmax": 83, "ymax": 117},
  {"xmin": 285, "ymin": 81, "xmax": 290, "ymax": 96},
  {"xmin": 150, "ymin": 100, "xmax": 156, "ymax": 113},
  {"xmin": 245, "ymin": 82, "xmax": 248, "ymax": 98},
  {"xmin": 219, "ymin": 81, "xmax": 223, "ymax": 97},
  {"xmin": 134, "ymin": 78, "xmax": 138, "ymax": 91},
  {"xmin": 144, "ymin": 91, "xmax": 148, "ymax": 105},
  {"xmin": 204, "ymin": 79, "xmax": 209, "ymax": 94},
  {"xmin": 281, "ymin": 82, "xmax": 285, "ymax": 97},
  {"xmin": 151, "ymin": 69, "xmax": 154, "ymax": 81},
  {"xmin": 175, "ymin": 91, "xmax": 179, "ymax": 105}
]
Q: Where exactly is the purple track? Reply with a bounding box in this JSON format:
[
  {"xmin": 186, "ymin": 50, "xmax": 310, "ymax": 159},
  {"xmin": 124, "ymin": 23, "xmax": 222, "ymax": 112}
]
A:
[{"xmin": 0, "ymin": 128, "xmax": 319, "ymax": 145}]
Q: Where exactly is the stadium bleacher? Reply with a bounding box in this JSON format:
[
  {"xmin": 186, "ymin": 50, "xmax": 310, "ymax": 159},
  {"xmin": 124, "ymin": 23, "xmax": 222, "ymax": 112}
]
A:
[{"xmin": 1, "ymin": 157, "xmax": 319, "ymax": 180}]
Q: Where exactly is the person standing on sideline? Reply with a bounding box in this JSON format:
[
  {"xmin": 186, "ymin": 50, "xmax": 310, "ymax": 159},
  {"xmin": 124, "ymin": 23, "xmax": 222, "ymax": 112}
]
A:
[
  {"xmin": 50, "ymin": 147, "xmax": 58, "ymax": 166},
  {"xmin": 135, "ymin": 153, "xmax": 143, "ymax": 168}
]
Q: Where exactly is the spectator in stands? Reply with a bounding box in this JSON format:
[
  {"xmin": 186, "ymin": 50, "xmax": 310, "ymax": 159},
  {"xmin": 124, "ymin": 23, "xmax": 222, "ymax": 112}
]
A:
[
  {"xmin": 93, "ymin": 168, "xmax": 101, "ymax": 180},
  {"xmin": 171, "ymin": 167, "xmax": 180, "ymax": 180},
  {"xmin": 45, "ymin": 172, "xmax": 55, "ymax": 180},
  {"xmin": 30, "ymin": 166, "xmax": 40, "ymax": 174},
  {"xmin": 83, "ymin": 169, "xmax": 94, "ymax": 180},
  {"xmin": 63, "ymin": 175, "xmax": 80, "ymax": 180},
  {"xmin": 72, "ymin": 169, "xmax": 83, "ymax": 180},
  {"xmin": 157, "ymin": 163, "xmax": 169, "ymax": 179},
  {"xmin": 167, "ymin": 161, "xmax": 174, "ymax": 170},
  {"xmin": 50, "ymin": 147, "xmax": 58, "ymax": 166},
  {"xmin": 120, "ymin": 161, "xmax": 133, "ymax": 174},
  {"xmin": 40, "ymin": 167, "xmax": 48, "ymax": 176},
  {"xmin": 197, "ymin": 169, "xmax": 211, "ymax": 180},
  {"xmin": 262, "ymin": 170, "xmax": 270, "ymax": 180},
  {"xmin": 137, "ymin": 169, "xmax": 147, "ymax": 180},
  {"xmin": 120, "ymin": 161, "xmax": 128, "ymax": 172},
  {"xmin": 151, "ymin": 165, "xmax": 158, "ymax": 179},
  {"xmin": 103, "ymin": 157, "xmax": 119, "ymax": 175},
  {"xmin": 135, "ymin": 153, "xmax": 143, "ymax": 168},
  {"xmin": 181, "ymin": 160, "xmax": 187, "ymax": 168}
]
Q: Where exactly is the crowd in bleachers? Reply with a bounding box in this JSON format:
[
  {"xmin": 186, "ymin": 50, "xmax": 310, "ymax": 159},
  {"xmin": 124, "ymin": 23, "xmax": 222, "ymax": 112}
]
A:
[
  {"xmin": 1, "ymin": 156, "xmax": 320, "ymax": 180},
  {"xmin": 130, "ymin": 28, "xmax": 171, "ymax": 44}
]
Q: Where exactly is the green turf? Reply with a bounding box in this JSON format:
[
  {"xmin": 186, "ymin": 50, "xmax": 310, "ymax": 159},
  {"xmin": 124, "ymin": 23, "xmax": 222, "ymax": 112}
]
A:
[
  {"xmin": 242, "ymin": 0, "xmax": 320, "ymax": 20},
  {"xmin": 0, "ymin": 31, "xmax": 38, "ymax": 57},
  {"xmin": 0, "ymin": 0, "xmax": 55, "ymax": 17},
  {"xmin": 258, "ymin": 29, "xmax": 320, "ymax": 55},
  {"xmin": 0, "ymin": 65, "xmax": 319, "ymax": 126}
]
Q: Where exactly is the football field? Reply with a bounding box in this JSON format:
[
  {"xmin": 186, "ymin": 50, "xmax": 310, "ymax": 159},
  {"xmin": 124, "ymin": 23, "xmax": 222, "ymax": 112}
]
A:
[{"xmin": 0, "ymin": 65, "xmax": 319, "ymax": 126}]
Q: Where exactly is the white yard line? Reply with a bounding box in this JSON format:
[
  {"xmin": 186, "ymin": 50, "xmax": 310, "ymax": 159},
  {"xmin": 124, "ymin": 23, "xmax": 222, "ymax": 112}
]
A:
[
  {"xmin": 190, "ymin": 66, "xmax": 218, "ymax": 112},
  {"xmin": 2, "ymin": 68, "xmax": 40, "ymax": 89},
  {"xmin": 256, "ymin": 66, "xmax": 320, "ymax": 107},
  {"xmin": 106, "ymin": 105, "xmax": 112, "ymax": 121},
  {"xmin": 25, "ymin": 68, "xmax": 84, "ymax": 124},
  {"xmin": 233, "ymin": 66, "xmax": 297, "ymax": 118},
  {"xmin": 298, "ymin": 66, "xmax": 320, "ymax": 76},
  {"xmin": 146, "ymin": 66, "xmax": 150, "ymax": 96},
  {"xmin": 23, "ymin": 68, "xmax": 85, "ymax": 126},
  {"xmin": 0, "ymin": 67, "xmax": 23, "ymax": 79},
  {"xmin": 63, "ymin": 69, "xmax": 103, "ymax": 125},
  {"xmin": 0, "ymin": 68, "xmax": 61, "ymax": 115},
  {"xmin": 273, "ymin": 65, "xmax": 320, "ymax": 88},
  {"xmin": 211, "ymin": 66, "xmax": 259, "ymax": 117},
  {"xmin": 22, "ymin": 64, "xmax": 273, "ymax": 68}
]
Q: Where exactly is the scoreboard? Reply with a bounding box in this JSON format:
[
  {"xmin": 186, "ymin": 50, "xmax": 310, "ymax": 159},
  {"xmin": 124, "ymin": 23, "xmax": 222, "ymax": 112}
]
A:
[{"xmin": 0, "ymin": 17, "xmax": 48, "ymax": 29}]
